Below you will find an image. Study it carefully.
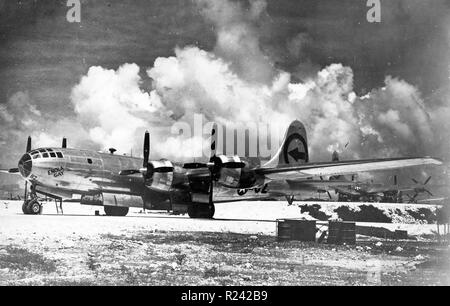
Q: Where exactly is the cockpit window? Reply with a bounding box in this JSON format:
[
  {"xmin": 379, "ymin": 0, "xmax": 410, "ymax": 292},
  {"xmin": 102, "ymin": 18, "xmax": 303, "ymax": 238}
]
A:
[
  {"xmin": 47, "ymin": 148, "xmax": 54, "ymax": 152},
  {"xmin": 42, "ymin": 152, "xmax": 49, "ymax": 158},
  {"xmin": 49, "ymin": 152, "xmax": 56, "ymax": 158},
  {"xmin": 30, "ymin": 150, "xmax": 38, "ymax": 155},
  {"xmin": 38, "ymin": 149, "xmax": 46, "ymax": 153},
  {"xmin": 32, "ymin": 154, "xmax": 39, "ymax": 159},
  {"xmin": 56, "ymin": 152, "xmax": 63, "ymax": 158}
]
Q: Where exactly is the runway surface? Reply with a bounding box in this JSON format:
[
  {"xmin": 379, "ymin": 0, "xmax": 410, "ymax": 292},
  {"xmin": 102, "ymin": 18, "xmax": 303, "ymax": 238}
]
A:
[
  {"xmin": 0, "ymin": 200, "xmax": 449, "ymax": 285},
  {"xmin": 0, "ymin": 200, "xmax": 439, "ymax": 242}
]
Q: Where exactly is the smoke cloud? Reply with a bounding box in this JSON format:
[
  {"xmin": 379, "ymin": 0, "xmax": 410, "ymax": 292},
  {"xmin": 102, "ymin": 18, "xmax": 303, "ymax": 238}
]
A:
[
  {"xmin": 1, "ymin": 0, "xmax": 444, "ymax": 181},
  {"xmin": 63, "ymin": 0, "xmax": 448, "ymax": 170}
]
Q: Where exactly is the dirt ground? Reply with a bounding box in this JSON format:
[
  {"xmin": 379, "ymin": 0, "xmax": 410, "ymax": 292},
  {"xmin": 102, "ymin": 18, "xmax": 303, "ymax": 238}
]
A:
[{"xmin": 0, "ymin": 200, "xmax": 449, "ymax": 286}]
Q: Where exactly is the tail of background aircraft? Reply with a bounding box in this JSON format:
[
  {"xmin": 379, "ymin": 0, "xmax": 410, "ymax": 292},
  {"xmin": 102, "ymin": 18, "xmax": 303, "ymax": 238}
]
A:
[{"xmin": 263, "ymin": 120, "xmax": 309, "ymax": 168}]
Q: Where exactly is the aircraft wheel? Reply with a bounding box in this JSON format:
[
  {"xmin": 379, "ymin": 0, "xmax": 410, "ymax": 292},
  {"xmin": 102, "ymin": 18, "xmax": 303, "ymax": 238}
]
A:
[
  {"xmin": 27, "ymin": 199, "xmax": 42, "ymax": 215},
  {"xmin": 187, "ymin": 204, "xmax": 215, "ymax": 219},
  {"xmin": 104, "ymin": 206, "xmax": 129, "ymax": 216},
  {"xmin": 204, "ymin": 204, "xmax": 215, "ymax": 219},
  {"xmin": 22, "ymin": 200, "xmax": 30, "ymax": 214},
  {"xmin": 187, "ymin": 205, "xmax": 198, "ymax": 218}
]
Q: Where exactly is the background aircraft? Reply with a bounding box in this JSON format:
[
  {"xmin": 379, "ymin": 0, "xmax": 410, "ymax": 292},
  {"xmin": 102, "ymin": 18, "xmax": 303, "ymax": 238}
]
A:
[
  {"xmin": 332, "ymin": 174, "xmax": 443, "ymax": 203},
  {"xmin": 1, "ymin": 120, "xmax": 443, "ymax": 218}
]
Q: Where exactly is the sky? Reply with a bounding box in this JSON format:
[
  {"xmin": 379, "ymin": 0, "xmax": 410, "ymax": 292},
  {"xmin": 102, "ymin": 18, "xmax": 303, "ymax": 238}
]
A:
[{"xmin": 1, "ymin": 0, "xmax": 450, "ymax": 189}]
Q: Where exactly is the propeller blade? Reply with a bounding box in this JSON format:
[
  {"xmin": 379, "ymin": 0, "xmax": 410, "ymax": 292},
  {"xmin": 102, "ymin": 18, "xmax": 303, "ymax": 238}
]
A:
[
  {"xmin": 22, "ymin": 135, "xmax": 31, "ymax": 202},
  {"xmin": 210, "ymin": 123, "xmax": 217, "ymax": 160},
  {"xmin": 207, "ymin": 123, "xmax": 219, "ymax": 206},
  {"xmin": 222, "ymin": 161, "xmax": 246, "ymax": 169},
  {"xmin": 24, "ymin": 181, "xmax": 28, "ymax": 201},
  {"xmin": 209, "ymin": 173, "xmax": 214, "ymax": 205},
  {"xmin": 0, "ymin": 168, "xmax": 19, "ymax": 174},
  {"xmin": 26, "ymin": 136, "xmax": 31, "ymax": 153},
  {"xmin": 406, "ymin": 194, "xmax": 417, "ymax": 203},
  {"xmin": 62, "ymin": 137, "xmax": 67, "ymax": 148},
  {"xmin": 393, "ymin": 175, "xmax": 397, "ymax": 186},
  {"xmin": 411, "ymin": 178, "xmax": 419, "ymax": 184},
  {"xmin": 424, "ymin": 189, "xmax": 433, "ymax": 196},
  {"xmin": 327, "ymin": 191, "xmax": 332, "ymax": 199},
  {"xmin": 424, "ymin": 176, "xmax": 432, "ymax": 185},
  {"xmin": 143, "ymin": 131, "xmax": 150, "ymax": 167}
]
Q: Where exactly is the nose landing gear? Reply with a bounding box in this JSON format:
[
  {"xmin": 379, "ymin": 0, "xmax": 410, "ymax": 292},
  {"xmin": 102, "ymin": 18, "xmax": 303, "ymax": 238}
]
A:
[{"xmin": 22, "ymin": 198, "xmax": 42, "ymax": 215}]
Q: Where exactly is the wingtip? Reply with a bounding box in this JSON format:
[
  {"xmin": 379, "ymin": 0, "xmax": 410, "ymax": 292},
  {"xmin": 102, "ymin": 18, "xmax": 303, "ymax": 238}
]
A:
[{"xmin": 424, "ymin": 157, "xmax": 444, "ymax": 165}]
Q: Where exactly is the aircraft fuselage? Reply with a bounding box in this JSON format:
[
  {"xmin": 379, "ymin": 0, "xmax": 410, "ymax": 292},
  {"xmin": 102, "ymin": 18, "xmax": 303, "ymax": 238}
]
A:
[{"xmin": 19, "ymin": 147, "xmax": 154, "ymax": 207}]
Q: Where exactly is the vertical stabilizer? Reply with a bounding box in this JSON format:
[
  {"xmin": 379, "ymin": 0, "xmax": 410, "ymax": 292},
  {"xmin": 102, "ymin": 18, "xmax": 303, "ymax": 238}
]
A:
[{"xmin": 263, "ymin": 120, "xmax": 308, "ymax": 168}]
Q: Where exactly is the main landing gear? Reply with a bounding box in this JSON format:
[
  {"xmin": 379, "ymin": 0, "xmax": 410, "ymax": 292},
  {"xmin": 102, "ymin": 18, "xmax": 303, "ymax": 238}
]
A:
[
  {"xmin": 104, "ymin": 206, "xmax": 129, "ymax": 216},
  {"xmin": 187, "ymin": 203, "xmax": 215, "ymax": 219}
]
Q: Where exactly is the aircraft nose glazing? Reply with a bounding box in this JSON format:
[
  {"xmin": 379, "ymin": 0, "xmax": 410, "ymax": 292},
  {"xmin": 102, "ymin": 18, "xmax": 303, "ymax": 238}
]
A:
[{"xmin": 18, "ymin": 154, "xmax": 32, "ymax": 178}]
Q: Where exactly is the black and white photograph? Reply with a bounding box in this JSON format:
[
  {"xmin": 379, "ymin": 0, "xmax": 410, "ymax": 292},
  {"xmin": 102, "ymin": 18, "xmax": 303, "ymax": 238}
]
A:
[{"xmin": 0, "ymin": 0, "xmax": 450, "ymax": 290}]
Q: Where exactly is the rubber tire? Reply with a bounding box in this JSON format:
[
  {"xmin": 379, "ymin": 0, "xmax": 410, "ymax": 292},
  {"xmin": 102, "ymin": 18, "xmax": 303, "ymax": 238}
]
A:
[
  {"xmin": 187, "ymin": 204, "xmax": 215, "ymax": 219},
  {"xmin": 187, "ymin": 204, "xmax": 198, "ymax": 218},
  {"xmin": 104, "ymin": 206, "xmax": 129, "ymax": 216},
  {"xmin": 203, "ymin": 204, "xmax": 215, "ymax": 219},
  {"xmin": 27, "ymin": 199, "xmax": 42, "ymax": 215},
  {"xmin": 22, "ymin": 201, "xmax": 30, "ymax": 214}
]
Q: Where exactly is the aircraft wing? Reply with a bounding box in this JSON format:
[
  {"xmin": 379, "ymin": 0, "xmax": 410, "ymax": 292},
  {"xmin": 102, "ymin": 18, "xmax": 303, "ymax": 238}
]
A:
[
  {"xmin": 256, "ymin": 157, "xmax": 442, "ymax": 181},
  {"xmin": 209, "ymin": 178, "xmax": 354, "ymax": 203},
  {"xmin": 363, "ymin": 185, "xmax": 413, "ymax": 194},
  {"xmin": 284, "ymin": 179, "xmax": 354, "ymax": 189},
  {"xmin": 0, "ymin": 168, "xmax": 20, "ymax": 174}
]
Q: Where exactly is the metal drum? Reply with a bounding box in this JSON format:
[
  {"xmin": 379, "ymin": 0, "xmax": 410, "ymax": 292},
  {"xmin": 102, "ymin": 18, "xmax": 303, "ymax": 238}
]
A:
[
  {"xmin": 327, "ymin": 221, "xmax": 356, "ymax": 245},
  {"xmin": 395, "ymin": 230, "xmax": 408, "ymax": 240},
  {"xmin": 276, "ymin": 219, "xmax": 316, "ymax": 242}
]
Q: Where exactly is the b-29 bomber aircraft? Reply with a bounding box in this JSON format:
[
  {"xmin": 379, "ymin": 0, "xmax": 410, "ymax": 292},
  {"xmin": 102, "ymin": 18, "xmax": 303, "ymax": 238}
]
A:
[{"xmin": 1, "ymin": 120, "xmax": 443, "ymax": 218}]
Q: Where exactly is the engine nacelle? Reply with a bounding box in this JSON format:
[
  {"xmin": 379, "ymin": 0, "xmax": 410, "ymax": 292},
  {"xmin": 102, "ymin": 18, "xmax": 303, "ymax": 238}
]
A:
[
  {"xmin": 145, "ymin": 160, "xmax": 174, "ymax": 192},
  {"xmin": 215, "ymin": 155, "xmax": 262, "ymax": 189}
]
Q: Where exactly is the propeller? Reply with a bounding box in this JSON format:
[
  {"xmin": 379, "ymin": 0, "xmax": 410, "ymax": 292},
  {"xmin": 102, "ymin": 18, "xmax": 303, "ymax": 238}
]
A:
[
  {"xmin": 406, "ymin": 193, "xmax": 419, "ymax": 203},
  {"xmin": 183, "ymin": 123, "xmax": 245, "ymax": 206},
  {"xmin": 120, "ymin": 131, "xmax": 171, "ymax": 177},
  {"xmin": 411, "ymin": 176, "xmax": 433, "ymax": 197},
  {"xmin": 319, "ymin": 176, "xmax": 332, "ymax": 200},
  {"xmin": 183, "ymin": 123, "xmax": 245, "ymax": 171},
  {"xmin": 406, "ymin": 176, "xmax": 433, "ymax": 202},
  {"xmin": 117, "ymin": 131, "xmax": 150, "ymax": 176},
  {"xmin": 62, "ymin": 137, "xmax": 67, "ymax": 148}
]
